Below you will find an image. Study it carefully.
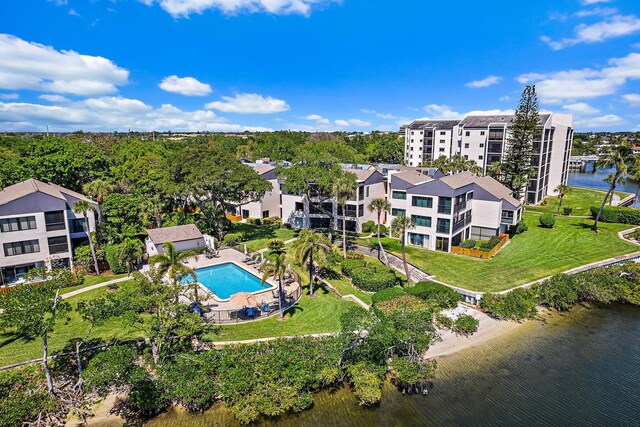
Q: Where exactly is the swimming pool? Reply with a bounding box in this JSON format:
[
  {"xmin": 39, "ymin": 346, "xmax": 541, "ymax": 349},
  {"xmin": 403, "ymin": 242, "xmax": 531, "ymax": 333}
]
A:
[{"xmin": 182, "ymin": 263, "xmax": 273, "ymax": 300}]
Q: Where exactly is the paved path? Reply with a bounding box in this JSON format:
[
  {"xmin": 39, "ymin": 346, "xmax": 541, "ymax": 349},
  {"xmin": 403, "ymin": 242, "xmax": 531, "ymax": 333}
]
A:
[{"xmin": 61, "ymin": 276, "xmax": 131, "ymax": 299}]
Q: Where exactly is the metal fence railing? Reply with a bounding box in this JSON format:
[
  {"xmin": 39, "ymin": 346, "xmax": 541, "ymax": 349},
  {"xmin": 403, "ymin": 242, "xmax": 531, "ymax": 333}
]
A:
[{"xmin": 202, "ymin": 282, "xmax": 302, "ymax": 324}]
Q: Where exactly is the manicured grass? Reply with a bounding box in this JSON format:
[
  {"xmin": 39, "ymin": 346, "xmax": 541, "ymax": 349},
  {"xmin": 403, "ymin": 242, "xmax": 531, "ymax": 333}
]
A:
[
  {"xmin": 360, "ymin": 213, "xmax": 637, "ymax": 293},
  {"xmin": 60, "ymin": 273, "xmax": 128, "ymax": 294},
  {"xmin": 232, "ymin": 223, "xmax": 298, "ymax": 252},
  {"xmin": 527, "ymin": 186, "xmax": 632, "ymax": 216},
  {"xmin": 206, "ymin": 286, "xmax": 356, "ymax": 342},
  {"xmin": 0, "ymin": 280, "xmax": 137, "ymax": 367},
  {"xmin": 325, "ymin": 273, "xmax": 373, "ymax": 305}
]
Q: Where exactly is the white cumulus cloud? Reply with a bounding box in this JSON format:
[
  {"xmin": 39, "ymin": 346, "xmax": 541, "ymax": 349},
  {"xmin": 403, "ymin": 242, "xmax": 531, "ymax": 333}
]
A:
[
  {"xmin": 465, "ymin": 76, "xmax": 502, "ymax": 88},
  {"xmin": 140, "ymin": 0, "xmax": 336, "ymax": 18},
  {"xmin": 622, "ymin": 93, "xmax": 640, "ymax": 106},
  {"xmin": 205, "ymin": 93, "xmax": 289, "ymax": 114},
  {"xmin": 0, "ymin": 97, "xmax": 272, "ymax": 132},
  {"xmin": 0, "ymin": 93, "xmax": 19, "ymax": 100},
  {"xmin": 159, "ymin": 75, "xmax": 212, "ymax": 96},
  {"xmin": 541, "ymin": 15, "xmax": 640, "ymax": 50},
  {"xmin": 517, "ymin": 52, "xmax": 640, "ymax": 104},
  {"xmin": 38, "ymin": 94, "xmax": 70, "ymax": 103},
  {"xmin": 0, "ymin": 34, "xmax": 129, "ymax": 96}
]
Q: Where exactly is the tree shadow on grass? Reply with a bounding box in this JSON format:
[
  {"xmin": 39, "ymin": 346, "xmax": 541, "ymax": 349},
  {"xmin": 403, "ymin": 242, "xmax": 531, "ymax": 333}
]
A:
[
  {"xmin": 572, "ymin": 222, "xmax": 595, "ymax": 230},
  {"xmin": 0, "ymin": 331, "xmax": 34, "ymax": 347},
  {"xmin": 283, "ymin": 305, "xmax": 304, "ymax": 319}
]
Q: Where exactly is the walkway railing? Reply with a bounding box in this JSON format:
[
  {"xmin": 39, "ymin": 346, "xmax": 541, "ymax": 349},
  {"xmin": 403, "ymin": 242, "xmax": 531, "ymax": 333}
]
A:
[{"xmin": 203, "ymin": 283, "xmax": 302, "ymax": 324}]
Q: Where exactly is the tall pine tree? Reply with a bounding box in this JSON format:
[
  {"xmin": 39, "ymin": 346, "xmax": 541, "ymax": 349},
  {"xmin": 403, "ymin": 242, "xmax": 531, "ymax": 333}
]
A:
[{"xmin": 501, "ymin": 85, "xmax": 540, "ymax": 200}]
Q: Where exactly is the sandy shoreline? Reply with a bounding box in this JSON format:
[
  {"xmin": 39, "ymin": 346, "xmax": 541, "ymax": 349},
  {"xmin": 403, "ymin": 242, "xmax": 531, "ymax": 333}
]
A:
[{"xmin": 425, "ymin": 306, "xmax": 527, "ymax": 359}]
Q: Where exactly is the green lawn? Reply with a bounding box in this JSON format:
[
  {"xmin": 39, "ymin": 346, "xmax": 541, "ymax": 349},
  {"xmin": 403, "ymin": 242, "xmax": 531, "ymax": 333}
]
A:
[
  {"xmin": 206, "ymin": 286, "xmax": 356, "ymax": 342},
  {"xmin": 527, "ymin": 186, "xmax": 632, "ymax": 216},
  {"xmin": 0, "ymin": 280, "xmax": 137, "ymax": 367},
  {"xmin": 60, "ymin": 273, "xmax": 128, "ymax": 294},
  {"xmin": 232, "ymin": 223, "xmax": 299, "ymax": 252},
  {"xmin": 360, "ymin": 213, "xmax": 637, "ymax": 293}
]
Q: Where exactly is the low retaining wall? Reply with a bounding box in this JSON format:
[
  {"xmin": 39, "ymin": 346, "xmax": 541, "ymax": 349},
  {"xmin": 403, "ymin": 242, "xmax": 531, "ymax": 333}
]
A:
[{"xmin": 450, "ymin": 234, "xmax": 509, "ymax": 259}]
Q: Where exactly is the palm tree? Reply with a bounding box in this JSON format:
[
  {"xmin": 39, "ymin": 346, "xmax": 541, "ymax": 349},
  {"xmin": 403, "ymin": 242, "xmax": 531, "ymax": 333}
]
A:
[
  {"xmin": 149, "ymin": 241, "xmax": 195, "ymax": 282},
  {"xmin": 260, "ymin": 239, "xmax": 288, "ymax": 320},
  {"xmin": 117, "ymin": 238, "xmax": 144, "ymax": 277},
  {"xmin": 82, "ymin": 179, "xmax": 113, "ymax": 220},
  {"xmin": 368, "ymin": 198, "xmax": 391, "ymax": 266},
  {"xmin": 554, "ymin": 184, "xmax": 571, "ymax": 214},
  {"xmin": 391, "ymin": 215, "xmax": 416, "ymax": 287},
  {"xmin": 333, "ymin": 172, "xmax": 357, "ymax": 259},
  {"xmin": 593, "ymin": 143, "xmax": 638, "ymax": 232},
  {"xmin": 628, "ymin": 164, "xmax": 640, "ymax": 206},
  {"xmin": 487, "ymin": 161, "xmax": 504, "ymax": 181},
  {"xmin": 72, "ymin": 200, "xmax": 100, "ymax": 276},
  {"xmin": 292, "ymin": 230, "xmax": 332, "ymax": 296}
]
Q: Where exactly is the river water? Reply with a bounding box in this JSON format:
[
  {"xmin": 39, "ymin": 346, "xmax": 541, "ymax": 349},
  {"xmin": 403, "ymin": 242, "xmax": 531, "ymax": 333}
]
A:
[
  {"xmin": 568, "ymin": 163, "xmax": 639, "ymax": 206},
  {"xmin": 147, "ymin": 303, "xmax": 640, "ymax": 427}
]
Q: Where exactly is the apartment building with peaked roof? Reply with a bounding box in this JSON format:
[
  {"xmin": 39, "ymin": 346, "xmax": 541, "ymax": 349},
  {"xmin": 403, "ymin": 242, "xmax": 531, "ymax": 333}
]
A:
[{"xmin": 403, "ymin": 113, "xmax": 574, "ymax": 204}]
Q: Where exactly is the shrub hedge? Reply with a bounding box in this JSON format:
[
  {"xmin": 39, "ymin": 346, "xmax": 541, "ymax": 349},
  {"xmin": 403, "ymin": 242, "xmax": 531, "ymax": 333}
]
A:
[
  {"xmin": 563, "ymin": 207, "xmax": 573, "ymax": 216},
  {"xmin": 452, "ymin": 314, "xmax": 479, "ymax": 336},
  {"xmin": 513, "ymin": 221, "xmax": 528, "ymax": 235},
  {"xmin": 539, "ymin": 213, "xmax": 556, "ymax": 228},
  {"xmin": 350, "ymin": 266, "xmax": 397, "ymax": 292},
  {"xmin": 459, "ymin": 240, "xmax": 476, "ymax": 249},
  {"xmin": 105, "ymin": 244, "xmax": 127, "ymax": 274},
  {"xmin": 361, "ymin": 220, "xmax": 376, "ymax": 233},
  {"xmin": 371, "ymin": 287, "xmax": 406, "ymax": 305},
  {"xmin": 480, "ymin": 288, "xmax": 538, "ymax": 321},
  {"xmin": 406, "ymin": 281, "xmax": 462, "ymax": 309},
  {"xmin": 590, "ymin": 206, "xmax": 640, "ymax": 225},
  {"xmin": 339, "ymin": 258, "xmax": 367, "ymax": 277}
]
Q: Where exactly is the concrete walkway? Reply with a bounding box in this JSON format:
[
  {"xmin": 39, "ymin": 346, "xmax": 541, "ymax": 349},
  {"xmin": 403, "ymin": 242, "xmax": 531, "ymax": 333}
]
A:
[{"xmin": 61, "ymin": 276, "xmax": 131, "ymax": 299}]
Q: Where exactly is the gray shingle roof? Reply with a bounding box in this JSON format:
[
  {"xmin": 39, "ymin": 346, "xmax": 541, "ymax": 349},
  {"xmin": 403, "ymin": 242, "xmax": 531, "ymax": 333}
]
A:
[
  {"xmin": 250, "ymin": 164, "xmax": 276, "ymax": 175},
  {"xmin": 147, "ymin": 224, "xmax": 203, "ymax": 245},
  {"xmin": 0, "ymin": 179, "xmax": 96, "ymax": 207},
  {"xmin": 438, "ymin": 171, "xmax": 477, "ymax": 189},
  {"xmin": 407, "ymin": 120, "xmax": 461, "ymax": 130},
  {"xmin": 392, "ymin": 170, "xmax": 433, "ymax": 185},
  {"xmin": 476, "ymin": 175, "xmax": 521, "ymax": 207},
  {"xmin": 459, "ymin": 114, "xmax": 551, "ymax": 128},
  {"xmin": 343, "ymin": 168, "xmax": 376, "ymax": 182}
]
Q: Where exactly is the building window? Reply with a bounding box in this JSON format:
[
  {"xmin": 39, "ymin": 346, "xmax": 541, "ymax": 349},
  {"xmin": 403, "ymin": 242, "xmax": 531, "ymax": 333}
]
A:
[
  {"xmin": 439, "ymin": 147, "xmax": 445, "ymax": 152},
  {"xmin": 358, "ymin": 186, "xmax": 364, "ymax": 200},
  {"xmin": 440, "ymin": 131, "xmax": 446, "ymax": 135},
  {"xmin": 411, "ymin": 139, "xmax": 414, "ymax": 143},
  {"xmin": 464, "ymin": 155, "xmax": 469, "ymax": 160},
  {"xmin": 467, "ymin": 191, "xmax": 474, "ymax": 200},
  {"xmin": 48, "ymin": 236, "xmax": 69, "ymax": 254},
  {"xmin": 69, "ymin": 218, "xmax": 87, "ymax": 233},
  {"xmin": 411, "ymin": 131, "xmax": 414, "ymax": 135},
  {"xmin": 438, "ymin": 197, "xmax": 452, "ymax": 214},
  {"xmin": 358, "ymin": 204, "xmax": 364, "ymax": 217},
  {"xmin": 3, "ymin": 239, "xmax": 40, "ymax": 256},
  {"xmin": 262, "ymin": 210, "xmax": 269, "ymax": 219},
  {"xmin": 439, "ymin": 139, "xmax": 445, "ymax": 144},
  {"xmin": 412, "ymin": 196, "xmax": 433, "ymax": 208},
  {"xmin": 465, "ymin": 131, "xmax": 470, "ymax": 136},
  {"xmin": 464, "ymin": 143, "xmax": 469, "ymax": 149},
  {"xmin": 44, "ymin": 211, "xmax": 65, "ymax": 231},
  {"xmin": 242, "ymin": 209, "xmax": 250, "ymax": 219},
  {"xmin": 479, "ymin": 155, "xmax": 484, "ymax": 160},
  {"xmin": 0, "ymin": 216, "xmax": 37, "ymax": 233},
  {"xmin": 479, "ymin": 143, "xmax": 484, "ymax": 148},
  {"xmin": 436, "ymin": 218, "xmax": 451, "ymax": 234},
  {"xmin": 392, "ymin": 191, "xmax": 407, "ymax": 200},
  {"xmin": 410, "ymin": 146, "xmax": 414, "ymax": 151},
  {"xmin": 391, "ymin": 208, "xmax": 406, "ymax": 217},
  {"xmin": 409, "ymin": 233, "xmax": 429, "ymax": 247},
  {"xmin": 366, "ymin": 186, "xmax": 370, "ymax": 198},
  {"xmin": 412, "ymin": 215, "xmax": 432, "ymax": 227},
  {"xmin": 480, "ymin": 131, "xmax": 485, "ymax": 136}
]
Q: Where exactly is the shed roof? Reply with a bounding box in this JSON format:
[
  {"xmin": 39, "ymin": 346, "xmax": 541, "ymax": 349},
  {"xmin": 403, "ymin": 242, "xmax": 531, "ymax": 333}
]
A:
[{"xmin": 147, "ymin": 224, "xmax": 203, "ymax": 245}]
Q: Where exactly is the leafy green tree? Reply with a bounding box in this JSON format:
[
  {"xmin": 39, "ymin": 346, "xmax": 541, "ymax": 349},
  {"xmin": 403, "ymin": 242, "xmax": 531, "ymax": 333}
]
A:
[
  {"xmin": 0, "ymin": 268, "xmax": 73, "ymax": 394},
  {"xmin": 333, "ymin": 172, "xmax": 358, "ymax": 259},
  {"xmin": 592, "ymin": 143, "xmax": 637, "ymax": 231},
  {"xmin": 72, "ymin": 200, "xmax": 100, "ymax": 276},
  {"xmin": 391, "ymin": 215, "xmax": 416, "ymax": 286},
  {"xmin": 121, "ymin": 270, "xmax": 205, "ymax": 364},
  {"xmin": 554, "ymin": 184, "xmax": 571, "ymax": 214},
  {"xmin": 291, "ymin": 230, "xmax": 332, "ymax": 296},
  {"xmin": 101, "ymin": 193, "xmax": 145, "ymax": 243},
  {"xmin": 501, "ymin": 85, "xmax": 539, "ymax": 199},
  {"xmin": 117, "ymin": 238, "xmax": 145, "ymax": 276},
  {"xmin": 82, "ymin": 179, "xmax": 114, "ymax": 212},
  {"xmin": 487, "ymin": 161, "xmax": 503, "ymax": 180},
  {"xmin": 368, "ymin": 198, "xmax": 391, "ymax": 266},
  {"xmin": 260, "ymin": 240, "xmax": 289, "ymax": 320}
]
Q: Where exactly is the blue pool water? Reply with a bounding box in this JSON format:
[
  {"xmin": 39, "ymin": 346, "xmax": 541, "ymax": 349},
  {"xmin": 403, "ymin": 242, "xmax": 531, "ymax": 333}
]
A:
[{"xmin": 182, "ymin": 263, "xmax": 271, "ymax": 299}]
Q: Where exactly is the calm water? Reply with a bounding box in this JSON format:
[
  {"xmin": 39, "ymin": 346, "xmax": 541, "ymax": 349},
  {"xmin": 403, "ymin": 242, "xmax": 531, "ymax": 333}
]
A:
[
  {"xmin": 148, "ymin": 304, "xmax": 640, "ymax": 427},
  {"xmin": 568, "ymin": 162, "xmax": 639, "ymax": 206},
  {"xmin": 181, "ymin": 263, "xmax": 271, "ymax": 299}
]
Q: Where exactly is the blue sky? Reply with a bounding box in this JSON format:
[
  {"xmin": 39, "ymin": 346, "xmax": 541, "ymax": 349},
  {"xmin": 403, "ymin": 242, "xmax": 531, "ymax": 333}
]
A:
[{"xmin": 0, "ymin": 0, "xmax": 639, "ymax": 132}]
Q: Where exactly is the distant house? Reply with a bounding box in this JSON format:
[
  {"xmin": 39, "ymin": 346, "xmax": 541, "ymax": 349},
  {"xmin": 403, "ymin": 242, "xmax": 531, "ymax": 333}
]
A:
[
  {"xmin": 145, "ymin": 224, "xmax": 206, "ymax": 256},
  {"xmin": 0, "ymin": 179, "xmax": 98, "ymax": 285}
]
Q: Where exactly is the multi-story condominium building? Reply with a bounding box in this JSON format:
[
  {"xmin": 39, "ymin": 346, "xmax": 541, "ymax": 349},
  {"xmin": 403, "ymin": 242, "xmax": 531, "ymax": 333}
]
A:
[
  {"xmin": 280, "ymin": 166, "xmax": 386, "ymax": 233},
  {"xmin": 388, "ymin": 170, "xmax": 522, "ymax": 252},
  {"xmin": 0, "ymin": 179, "xmax": 98, "ymax": 285},
  {"xmin": 236, "ymin": 163, "xmax": 281, "ymax": 221},
  {"xmin": 403, "ymin": 113, "xmax": 574, "ymax": 204}
]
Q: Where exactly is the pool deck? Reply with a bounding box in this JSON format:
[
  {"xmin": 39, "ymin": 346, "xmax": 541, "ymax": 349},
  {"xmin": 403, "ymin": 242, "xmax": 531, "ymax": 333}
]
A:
[{"xmin": 181, "ymin": 248, "xmax": 301, "ymax": 312}]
